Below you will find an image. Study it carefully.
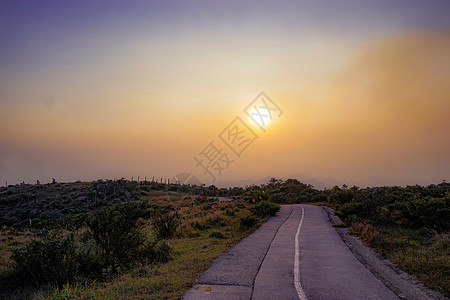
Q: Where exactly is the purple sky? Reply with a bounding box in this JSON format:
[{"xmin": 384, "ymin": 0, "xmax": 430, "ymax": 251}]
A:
[{"xmin": 1, "ymin": 1, "xmax": 449, "ymax": 186}]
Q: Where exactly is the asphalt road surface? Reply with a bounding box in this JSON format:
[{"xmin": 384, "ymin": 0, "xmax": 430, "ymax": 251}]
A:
[{"xmin": 183, "ymin": 205, "xmax": 428, "ymax": 299}]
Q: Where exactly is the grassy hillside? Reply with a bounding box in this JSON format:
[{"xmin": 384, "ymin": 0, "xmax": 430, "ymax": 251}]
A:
[
  {"xmin": 0, "ymin": 179, "xmax": 188, "ymax": 229},
  {"xmin": 0, "ymin": 178, "xmax": 448, "ymax": 298},
  {"xmin": 0, "ymin": 180, "xmax": 278, "ymax": 299}
]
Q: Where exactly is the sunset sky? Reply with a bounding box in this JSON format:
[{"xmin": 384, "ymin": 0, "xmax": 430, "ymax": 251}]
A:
[{"xmin": 1, "ymin": 0, "xmax": 449, "ymax": 187}]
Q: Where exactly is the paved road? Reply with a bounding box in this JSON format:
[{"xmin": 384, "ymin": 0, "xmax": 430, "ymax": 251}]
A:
[
  {"xmin": 298, "ymin": 205, "xmax": 397, "ymax": 300},
  {"xmin": 183, "ymin": 205, "xmax": 403, "ymax": 299}
]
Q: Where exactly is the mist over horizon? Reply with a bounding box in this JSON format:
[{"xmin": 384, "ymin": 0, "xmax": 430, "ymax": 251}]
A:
[
  {"xmin": 1, "ymin": 1, "xmax": 449, "ymax": 189},
  {"xmin": 2, "ymin": 173, "xmax": 448, "ymax": 191}
]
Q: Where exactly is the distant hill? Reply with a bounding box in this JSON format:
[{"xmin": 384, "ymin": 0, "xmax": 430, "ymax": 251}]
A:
[
  {"xmin": 216, "ymin": 175, "xmax": 345, "ymax": 190},
  {"xmin": 216, "ymin": 174, "xmax": 448, "ymax": 189},
  {"xmin": 216, "ymin": 176, "xmax": 275, "ymax": 188}
]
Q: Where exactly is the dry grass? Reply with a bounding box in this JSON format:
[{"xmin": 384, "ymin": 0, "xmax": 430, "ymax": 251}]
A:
[
  {"xmin": 43, "ymin": 237, "xmax": 245, "ymax": 299},
  {"xmin": 0, "ymin": 226, "xmax": 35, "ymax": 273},
  {"xmin": 0, "ymin": 194, "xmax": 263, "ymax": 299},
  {"xmin": 349, "ymin": 223, "xmax": 449, "ymax": 297}
]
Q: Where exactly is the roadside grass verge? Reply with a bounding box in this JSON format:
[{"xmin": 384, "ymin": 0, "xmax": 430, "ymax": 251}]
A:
[
  {"xmin": 0, "ymin": 194, "xmax": 269, "ymax": 299},
  {"xmin": 349, "ymin": 223, "xmax": 449, "ymax": 297},
  {"xmin": 0, "ymin": 227, "xmax": 35, "ymax": 274},
  {"xmin": 45, "ymin": 237, "xmax": 247, "ymax": 299}
]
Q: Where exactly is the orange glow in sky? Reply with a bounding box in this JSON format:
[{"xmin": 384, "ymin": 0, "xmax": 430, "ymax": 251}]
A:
[{"xmin": 0, "ymin": 1, "xmax": 449, "ymax": 187}]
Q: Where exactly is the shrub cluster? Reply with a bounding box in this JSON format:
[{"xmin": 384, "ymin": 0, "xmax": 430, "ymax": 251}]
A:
[
  {"xmin": 209, "ymin": 230, "xmax": 225, "ymax": 238},
  {"xmin": 250, "ymin": 201, "xmax": 280, "ymax": 217},
  {"xmin": 348, "ymin": 223, "xmax": 380, "ymax": 247},
  {"xmin": 10, "ymin": 233, "xmax": 79, "ymax": 287},
  {"xmin": 338, "ymin": 195, "xmax": 449, "ymax": 232},
  {"xmin": 6, "ymin": 202, "xmax": 173, "ymax": 288},
  {"xmin": 239, "ymin": 215, "xmax": 259, "ymax": 229},
  {"xmin": 85, "ymin": 202, "xmax": 150, "ymax": 269},
  {"xmin": 152, "ymin": 207, "xmax": 180, "ymax": 239}
]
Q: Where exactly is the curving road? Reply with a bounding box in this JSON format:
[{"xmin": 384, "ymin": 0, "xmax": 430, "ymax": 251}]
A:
[{"xmin": 183, "ymin": 205, "xmax": 434, "ymax": 300}]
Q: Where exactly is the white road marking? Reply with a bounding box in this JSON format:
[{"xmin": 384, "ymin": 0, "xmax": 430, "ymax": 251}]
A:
[{"xmin": 294, "ymin": 205, "xmax": 308, "ymax": 300}]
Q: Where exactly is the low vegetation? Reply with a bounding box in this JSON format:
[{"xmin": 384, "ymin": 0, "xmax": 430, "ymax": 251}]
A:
[
  {"xmin": 0, "ymin": 178, "xmax": 448, "ymax": 298},
  {"xmin": 250, "ymin": 201, "xmax": 280, "ymax": 217},
  {"xmin": 333, "ymin": 183, "xmax": 449, "ymax": 297},
  {"xmin": 0, "ymin": 180, "xmax": 275, "ymax": 299}
]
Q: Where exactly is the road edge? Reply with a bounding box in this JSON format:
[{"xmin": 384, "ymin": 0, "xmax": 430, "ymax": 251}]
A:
[
  {"xmin": 250, "ymin": 205, "xmax": 294, "ymax": 297},
  {"xmin": 183, "ymin": 206, "xmax": 294, "ymax": 300},
  {"xmin": 322, "ymin": 206, "xmax": 448, "ymax": 300}
]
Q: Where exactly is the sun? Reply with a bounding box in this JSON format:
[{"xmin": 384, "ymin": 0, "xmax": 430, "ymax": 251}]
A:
[{"xmin": 248, "ymin": 107, "xmax": 271, "ymax": 127}]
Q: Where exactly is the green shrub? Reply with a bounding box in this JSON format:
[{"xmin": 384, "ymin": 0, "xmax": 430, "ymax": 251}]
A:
[
  {"xmin": 206, "ymin": 215, "xmax": 226, "ymax": 227},
  {"xmin": 195, "ymin": 195, "xmax": 208, "ymax": 204},
  {"xmin": 250, "ymin": 201, "xmax": 280, "ymax": 217},
  {"xmin": 152, "ymin": 208, "xmax": 180, "ymax": 239},
  {"xmin": 85, "ymin": 202, "xmax": 146, "ymax": 268},
  {"xmin": 10, "ymin": 233, "xmax": 79, "ymax": 287},
  {"xmin": 30, "ymin": 218, "xmax": 48, "ymax": 229},
  {"xmin": 189, "ymin": 230, "xmax": 201, "ymax": 237},
  {"xmin": 58, "ymin": 213, "xmax": 88, "ymax": 230},
  {"xmin": 209, "ymin": 231, "xmax": 225, "ymax": 238},
  {"xmin": 143, "ymin": 241, "xmax": 172, "ymax": 264},
  {"xmin": 248, "ymin": 190, "xmax": 269, "ymax": 203},
  {"xmin": 296, "ymin": 195, "xmax": 310, "ymax": 203},
  {"xmin": 337, "ymin": 202, "xmax": 364, "ymax": 222},
  {"xmin": 240, "ymin": 215, "xmax": 259, "ymax": 229},
  {"xmin": 348, "ymin": 223, "xmax": 380, "ymax": 247},
  {"xmin": 337, "ymin": 201, "xmax": 379, "ymax": 223},
  {"xmin": 191, "ymin": 221, "xmax": 206, "ymax": 231},
  {"xmin": 405, "ymin": 196, "xmax": 449, "ymax": 232},
  {"xmin": 312, "ymin": 193, "xmax": 328, "ymax": 202},
  {"xmin": 269, "ymin": 193, "xmax": 287, "ymax": 203},
  {"xmin": 76, "ymin": 239, "xmax": 103, "ymax": 277},
  {"xmin": 225, "ymin": 207, "xmax": 239, "ymax": 216}
]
